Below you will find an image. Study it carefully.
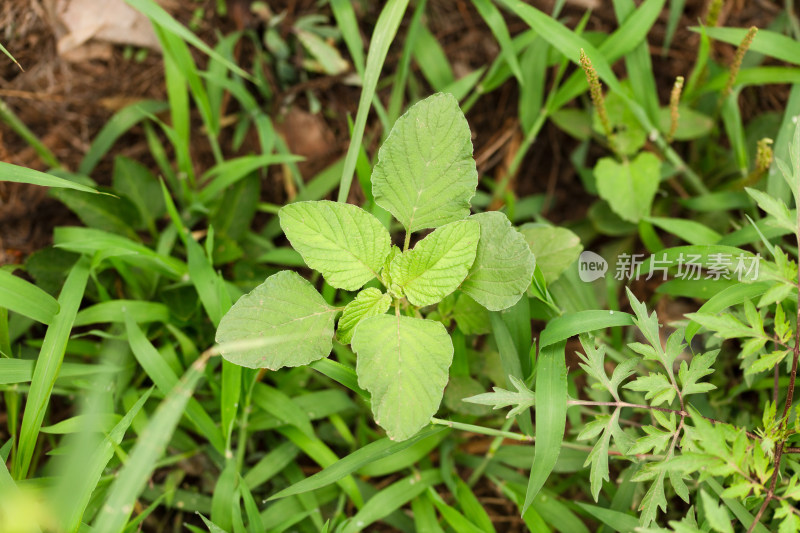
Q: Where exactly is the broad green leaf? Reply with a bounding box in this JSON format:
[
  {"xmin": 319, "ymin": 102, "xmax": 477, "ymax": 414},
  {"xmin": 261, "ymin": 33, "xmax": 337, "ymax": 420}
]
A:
[
  {"xmin": 452, "ymin": 293, "xmax": 490, "ymax": 335},
  {"xmin": 372, "ymin": 93, "xmax": 478, "ymax": 233},
  {"xmin": 352, "ymin": 314, "xmax": 453, "ymax": 441},
  {"xmin": 215, "ymin": 271, "xmax": 338, "ymax": 370},
  {"xmin": 519, "ymin": 225, "xmax": 583, "ymax": 283},
  {"xmin": 460, "ymin": 212, "xmax": 535, "ymax": 311},
  {"xmin": 337, "ymin": 288, "xmax": 392, "ymax": 344},
  {"xmin": 523, "ymin": 341, "xmax": 567, "ymax": 513},
  {"xmin": 595, "ymin": 152, "xmax": 661, "ymax": 223},
  {"xmin": 279, "ymin": 201, "xmax": 391, "ymax": 291},
  {"xmin": 390, "ymin": 220, "xmax": 480, "ymax": 306}
]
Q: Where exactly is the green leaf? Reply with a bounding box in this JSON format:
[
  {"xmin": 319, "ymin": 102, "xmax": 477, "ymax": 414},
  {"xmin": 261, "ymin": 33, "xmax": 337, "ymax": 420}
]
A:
[
  {"xmin": 746, "ymin": 350, "xmax": 788, "ymax": 376},
  {"xmin": 523, "ymin": 341, "xmax": 567, "ymax": 513},
  {"xmin": 595, "ymin": 152, "xmax": 661, "ymax": 223},
  {"xmin": 0, "ymin": 269, "xmax": 59, "ymax": 325},
  {"xmin": 391, "ymin": 220, "xmax": 480, "ymax": 306},
  {"xmin": 679, "ymin": 350, "xmax": 718, "ymax": 395},
  {"xmin": 269, "ymin": 428, "xmax": 445, "ymax": 501},
  {"xmin": 519, "ymin": 225, "xmax": 583, "ymax": 283},
  {"xmin": 215, "ymin": 271, "xmax": 338, "ymax": 370},
  {"xmin": 112, "ymin": 156, "xmax": 165, "ymax": 231},
  {"xmin": 452, "ymin": 293, "xmax": 490, "ymax": 335},
  {"xmin": 336, "ymin": 288, "xmax": 392, "ymax": 344},
  {"xmin": 279, "ymin": 201, "xmax": 391, "ymax": 291},
  {"xmin": 624, "ymin": 373, "xmax": 676, "ymax": 406},
  {"xmin": 460, "ymin": 212, "xmax": 535, "ymax": 311},
  {"xmin": 745, "ymin": 187, "xmax": 797, "ymax": 233},
  {"xmin": 372, "ymin": 93, "xmax": 478, "ymax": 233},
  {"xmin": 656, "ymin": 105, "xmax": 713, "ymax": 140},
  {"xmin": 51, "ymin": 188, "xmax": 141, "ymax": 240},
  {"xmin": 0, "ymin": 161, "xmax": 98, "ymax": 194},
  {"xmin": 539, "ymin": 310, "xmax": 634, "ymax": 348},
  {"xmin": 463, "ymin": 375, "xmax": 535, "ymax": 418},
  {"xmin": 352, "ymin": 314, "xmax": 453, "ymax": 441},
  {"xmin": 700, "ymin": 489, "xmax": 734, "ymax": 533}
]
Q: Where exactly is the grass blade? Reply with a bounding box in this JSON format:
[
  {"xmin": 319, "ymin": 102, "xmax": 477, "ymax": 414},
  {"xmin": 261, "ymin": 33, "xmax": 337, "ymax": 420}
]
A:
[
  {"xmin": 523, "ymin": 340, "xmax": 567, "ymax": 513},
  {"xmin": 696, "ymin": 26, "xmax": 800, "ymax": 66},
  {"xmin": 0, "ymin": 270, "xmax": 59, "ymax": 325},
  {"xmin": 0, "ymin": 162, "xmax": 97, "ymax": 194},
  {"xmin": 125, "ymin": 0, "xmax": 251, "ymax": 79},
  {"xmin": 78, "ymin": 100, "xmax": 168, "ymax": 176},
  {"xmin": 125, "ymin": 316, "xmax": 225, "ymax": 453},
  {"xmin": 539, "ymin": 310, "xmax": 634, "ymax": 348},
  {"xmin": 54, "ymin": 388, "xmax": 153, "ymax": 532},
  {"xmin": 341, "ymin": 470, "xmax": 442, "ymax": 533},
  {"xmin": 13, "ymin": 256, "xmax": 90, "ymax": 479},
  {"xmin": 471, "ymin": 0, "xmax": 523, "ymax": 85},
  {"xmin": 269, "ymin": 427, "xmax": 446, "ymax": 501},
  {"xmin": 337, "ymin": 0, "xmax": 409, "ymax": 203},
  {"xmin": 92, "ymin": 350, "xmax": 214, "ymax": 532}
]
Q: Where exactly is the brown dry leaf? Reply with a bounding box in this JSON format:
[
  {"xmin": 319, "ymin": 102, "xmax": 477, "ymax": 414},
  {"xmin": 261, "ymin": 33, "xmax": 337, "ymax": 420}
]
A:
[{"xmin": 55, "ymin": 0, "xmax": 162, "ymax": 61}]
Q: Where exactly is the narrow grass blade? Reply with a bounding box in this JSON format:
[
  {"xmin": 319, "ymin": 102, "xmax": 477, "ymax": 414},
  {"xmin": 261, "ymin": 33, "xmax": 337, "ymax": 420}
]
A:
[
  {"xmin": 539, "ymin": 310, "xmax": 634, "ymax": 348},
  {"xmin": 0, "ymin": 42, "xmax": 22, "ymax": 70},
  {"xmin": 13, "ymin": 257, "xmax": 90, "ymax": 479},
  {"xmin": 74, "ymin": 300, "xmax": 169, "ymax": 326},
  {"xmin": 575, "ymin": 502, "xmax": 638, "ymax": 532},
  {"xmin": 340, "ymin": 470, "xmax": 442, "ymax": 533},
  {"xmin": 337, "ymin": 0, "xmax": 409, "ymax": 203},
  {"xmin": 646, "ymin": 217, "xmax": 722, "ymax": 245},
  {"xmin": 768, "ymin": 85, "xmax": 800, "ymax": 202},
  {"xmin": 523, "ymin": 341, "xmax": 567, "ymax": 513},
  {"xmin": 662, "ymin": 0, "xmax": 686, "ymax": 53},
  {"xmin": 243, "ymin": 441, "xmax": 298, "ymax": 490},
  {"xmin": 125, "ymin": 316, "xmax": 225, "ymax": 453},
  {"xmin": 697, "ymin": 26, "xmax": 800, "ymax": 66},
  {"xmin": 92, "ymin": 351, "xmax": 214, "ymax": 532},
  {"xmin": 0, "ymin": 270, "xmax": 59, "ymax": 325},
  {"xmin": 705, "ymin": 478, "xmax": 770, "ymax": 533},
  {"xmin": 269, "ymin": 427, "xmax": 445, "ymax": 501},
  {"xmin": 612, "ymin": 0, "xmax": 661, "ymax": 122},
  {"xmin": 685, "ymin": 282, "xmax": 772, "ymax": 342},
  {"xmin": 330, "ymin": 0, "xmax": 365, "ymax": 75},
  {"xmin": 387, "ymin": 0, "xmax": 426, "ymax": 125},
  {"xmin": 428, "ymin": 489, "xmax": 485, "ymax": 533},
  {"xmin": 471, "ymin": 0, "xmax": 523, "ymax": 84},
  {"xmin": 0, "ymin": 162, "xmax": 96, "ymax": 194},
  {"xmin": 125, "ymin": 0, "xmax": 250, "ymax": 79},
  {"xmin": 277, "ymin": 426, "xmax": 363, "ymax": 508},
  {"xmin": 78, "ymin": 100, "xmax": 168, "ymax": 176},
  {"xmin": 0, "ymin": 100, "xmax": 60, "ymax": 168},
  {"xmin": 54, "ymin": 388, "xmax": 153, "ymax": 532},
  {"xmin": 490, "ymin": 312, "xmax": 532, "ymax": 434}
]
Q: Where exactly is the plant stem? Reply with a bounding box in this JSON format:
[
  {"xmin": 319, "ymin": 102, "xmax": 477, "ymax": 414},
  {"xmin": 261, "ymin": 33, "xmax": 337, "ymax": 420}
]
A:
[{"xmin": 749, "ymin": 198, "xmax": 800, "ymax": 532}]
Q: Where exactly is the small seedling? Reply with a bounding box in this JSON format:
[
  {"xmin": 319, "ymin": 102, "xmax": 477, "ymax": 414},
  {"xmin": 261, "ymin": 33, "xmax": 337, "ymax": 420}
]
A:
[{"xmin": 215, "ymin": 93, "xmax": 535, "ymax": 440}]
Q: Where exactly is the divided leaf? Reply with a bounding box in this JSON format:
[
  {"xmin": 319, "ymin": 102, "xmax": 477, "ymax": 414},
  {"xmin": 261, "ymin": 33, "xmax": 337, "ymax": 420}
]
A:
[
  {"xmin": 351, "ymin": 314, "xmax": 453, "ymax": 441},
  {"xmin": 595, "ymin": 151, "xmax": 661, "ymax": 223},
  {"xmin": 279, "ymin": 201, "xmax": 391, "ymax": 291},
  {"xmin": 372, "ymin": 93, "xmax": 478, "ymax": 233},
  {"xmin": 390, "ymin": 220, "xmax": 480, "ymax": 307},
  {"xmin": 336, "ymin": 288, "xmax": 392, "ymax": 344},
  {"xmin": 215, "ymin": 271, "xmax": 338, "ymax": 369},
  {"xmin": 460, "ymin": 212, "xmax": 536, "ymax": 311}
]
